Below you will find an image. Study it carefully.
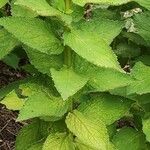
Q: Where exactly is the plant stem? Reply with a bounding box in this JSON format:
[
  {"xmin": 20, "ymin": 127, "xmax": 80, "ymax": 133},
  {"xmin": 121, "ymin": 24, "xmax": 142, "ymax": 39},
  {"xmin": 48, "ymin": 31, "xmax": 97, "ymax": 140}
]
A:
[
  {"xmin": 64, "ymin": 47, "xmax": 72, "ymax": 67},
  {"xmin": 64, "ymin": 0, "xmax": 72, "ymax": 14},
  {"xmin": 64, "ymin": 0, "xmax": 72, "ymax": 68}
]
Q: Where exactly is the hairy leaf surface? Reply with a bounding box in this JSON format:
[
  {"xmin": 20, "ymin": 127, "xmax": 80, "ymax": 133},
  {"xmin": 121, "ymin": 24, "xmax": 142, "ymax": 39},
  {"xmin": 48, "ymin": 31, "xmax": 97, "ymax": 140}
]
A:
[
  {"xmin": 0, "ymin": 29, "xmax": 18, "ymax": 59},
  {"xmin": 51, "ymin": 68, "xmax": 88, "ymax": 100},
  {"xmin": 0, "ymin": 0, "xmax": 8, "ymax": 8},
  {"xmin": 15, "ymin": 120, "xmax": 41, "ymax": 150},
  {"xmin": 15, "ymin": 0, "xmax": 72, "ymax": 23},
  {"xmin": 66, "ymin": 110, "xmax": 109, "ymax": 150},
  {"xmin": 17, "ymin": 91, "xmax": 69, "ymax": 121},
  {"xmin": 134, "ymin": 12, "xmax": 150, "ymax": 46},
  {"xmin": 112, "ymin": 128, "xmax": 146, "ymax": 150},
  {"xmin": 135, "ymin": 0, "xmax": 150, "ymax": 10},
  {"xmin": 143, "ymin": 118, "xmax": 150, "ymax": 142},
  {"xmin": 0, "ymin": 17, "xmax": 63, "ymax": 55},
  {"xmin": 25, "ymin": 48, "xmax": 63, "ymax": 74},
  {"xmin": 74, "ymin": 55, "xmax": 133, "ymax": 91},
  {"xmin": 72, "ymin": 0, "xmax": 131, "ymax": 6},
  {"xmin": 75, "ymin": 19, "xmax": 123, "ymax": 44},
  {"xmin": 64, "ymin": 29, "xmax": 121, "ymax": 71},
  {"xmin": 78, "ymin": 93, "xmax": 133, "ymax": 125},
  {"xmin": 0, "ymin": 90, "xmax": 25, "ymax": 110},
  {"xmin": 28, "ymin": 142, "xmax": 43, "ymax": 150},
  {"xmin": 127, "ymin": 62, "xmax": 150, "ymax": 95},
  {"xmin": 43, "ymin": 133, "xmax": 75, "ymax": 150}
]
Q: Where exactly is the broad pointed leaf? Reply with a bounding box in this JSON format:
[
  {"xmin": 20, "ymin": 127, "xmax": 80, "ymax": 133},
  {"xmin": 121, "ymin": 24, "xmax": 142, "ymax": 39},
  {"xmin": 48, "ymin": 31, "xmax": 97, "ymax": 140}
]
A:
[
  {"xmin": 28, "ymin": 142, "xmax": 43, "ymax": 150},
  {"xmin": 127, "ymin": 62, "xmax": 150, "ymax": 95},
  {"xmin": 11, "ymin": 4, "xmax": 38, "ymax": 17},
  {"xmin": 0, "ymin": 90, "xmax": 25, "ymax": 111},
  {"xmin": 66, "ymin": 110, "xmax": 109, "ymax": 150},
  {"xmin": 74, "ymin": 55, "xmax": 133, "ymax": 92},
  {"xmin": 72, "ymin": 0, "xmax": 130, "ymax": 7},
  {"xmin": 15, "ymin": 0, "xmax": 72, "ymax": 24},
  {"xmin": 43, "ymin": 133, "xmax": 75, "ymax": 150},
  {"xmin": 134, "ymin": 12, "xmax": 150, "ymax": 46},
  {"xmin": 78, "ymin": 93, "xmax": 133, "ymax": 125},
  {"xmin": 50, "ymin": 68, "xmax": 88, "ymax": 100},
  {"xmin": 0, "ymin": 29, "xmax": 18, "ymax": 59},
  {"xmin": 17, "ymin": 91, "xmax": 69, "ymax": 121},
  {"xmin": 0, "ymin": 0, "xmax": 8, "ymax": 8},
  {"xmin": 135, "ymin": 0, "xmax": 150, "ymax": 10},
  {"xmin": 15, "ymin": 120, "xmax": 42, "ymax": 150},
  {"xmin": 112, "ymin": 128, "xmax": 146, "ymax": 150},
  {"xmin": 76, "ymin": 140, "xmax": 116, "ymax": 150},
  {"xmin": 0, "ymin": 17, "xmax": 63, "ymax": 55},
  {"xmin": 2, "ymin": 53, "xmax": 20, "ymax": 69},
  {"xmin": 75, "ymin": 139, "xmax": 97, "ymax": 150},
  {"xmin": 75, "ymin": 18, "xmax": 123, "ymax": 44},
  {"xmin": 25, "ymin": 48, "xmax": 63, "ymax": 74},
  {"xmin": 114, "ymin": 42, "xmax": 141, "ymax": 58},
  {"xmin": 64, "ymin": 29, "xmax": 121, "ymax": 71},
  {"xmin": 143, "ymin": 118, "xmax": 150, "ymax": 142}
]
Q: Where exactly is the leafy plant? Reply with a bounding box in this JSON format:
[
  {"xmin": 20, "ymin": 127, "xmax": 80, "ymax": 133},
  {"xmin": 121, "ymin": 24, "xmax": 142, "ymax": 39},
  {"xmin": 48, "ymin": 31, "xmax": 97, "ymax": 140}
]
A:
[{"xmin": 0, "ymin": 0, "xmax": 150, "ymax": 149}]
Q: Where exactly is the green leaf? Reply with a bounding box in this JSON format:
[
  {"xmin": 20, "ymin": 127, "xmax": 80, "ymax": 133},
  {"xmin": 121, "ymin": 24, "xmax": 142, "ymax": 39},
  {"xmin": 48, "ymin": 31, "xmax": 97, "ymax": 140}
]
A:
[
  {"xmin": 0, "ymin": 79, "xmax": 28, "ymax": 99},
  {"xmin": 74, "ymin": 55, "xmax": 133, "ymax": 92},
  {"xmin": 127, "ymin": 62, "xmax": 150, "ymax": 95},
  {"xmin": 50, "ymin": 67, "xmax": 88, "ymax": 100},
  {"xmin": 122, "ymin": 32, "xmax": 147, "ymax": 46},
  {"xmin": 25, "ymin": 48, "xmax": 63, "ymax": 74},
  {"xmin": 0, "ymin": 17, "xmax": 63, "ymax": 55},
  {"xmin": 92, "ymin": 8, "xmax": 118, "ymax": 20},
  {"xmin": 15, "ymin": 0, "xmax": 72, "ymax": 24},
  {"xmin": 0, "ymin": 29, "xmax": 18, "ymax": 60},
  {"xmin": 89, "ymin": 70, "xmax": 133, "ymax": 92},
  {"xmin": 75, "ymin": 139, "xmax": 97, "ymax": 150},
  {"xmin": 43, "ymin": 133, "xmax": 75, "ymax": 150},
  {"xmin": 114, "ymin": 42, "xmax": 141, "ymax": 58},
  {"xmin": 0, "ymin": 0, "xmax": 8, "ymax": 8},
  {"xmin": 50, "ymin": 0, "xmax": 65, "ymax": 12},
  {"xmin": 143, "ymin": 118, "xmax": 150, "ymax": 142},
  {"xmin": 135, "ymin": 55, "xmax": 150, "ymax": 66},
  {"xmin": 134, "ymin": 12, "xmax": 150, "ymax": 46},
  {"xmin": 72, "ymin": 0, "xmax": 130, "ymax": 7},
  {"xmin": 28, "ymin": 142, "xmax": 43, "ymax": 150},
  {"xmin": 19, "ymin": 82, "xmax": 43, "ymax": 97},
  {"xmin": 134, "ymin": 94, "xmax": 150, "ymax": 112},
  {"xmin": 2, "ymin": 53, "xmax": 19, "ymax": 69},
  {"xmin": 71, "ymin": 5, "xmax": 84, "ymax": 22},
  {"xmin": 17, "ymin": 91, "xmax": 69, "ymax": 121},
  {"xmin": 15, "ymin": 120, "xmax": 42, "ymax": 150},
  {"xmin": 11, "ymin": 4, "xmax": 38, "ymax": 17},
  {"xmin": 0, "ymin": 90, "xmax": 25, "ymax": 110},
  {"xmin": 76, "ymin": 140, "xmax": 117, "ymax": 150},
  {"xmin": 39, "ymin": 120, "xmax": 67, "ymax": 137},
  {"xmin": 112, "ymin": 127, "xmax": 146, "ymax": 150},
  {"xmin": 66, "ymin": 110, "xmax": 109, "ymax": 150},
  {"xmin": 75, "ymin": 18, "xmax": 123, "ymax": 44},
  {"xmin": 64, "ymin": 29, "xmax": 122, "ymax": 71},
  {"xmin": 78, "ymin": 93, "xmax": 133, "ymax": 125},
  {"xmin": 135, "ymin": 0, "xmax": 150, "ymax": 10}
]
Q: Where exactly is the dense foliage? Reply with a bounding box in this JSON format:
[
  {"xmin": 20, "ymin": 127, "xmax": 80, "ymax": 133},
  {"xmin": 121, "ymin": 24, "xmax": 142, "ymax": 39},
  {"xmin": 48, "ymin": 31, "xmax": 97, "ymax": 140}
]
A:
[{"xmin": 0, "ymin": 0, "xmax": 150, "ymax": 149}]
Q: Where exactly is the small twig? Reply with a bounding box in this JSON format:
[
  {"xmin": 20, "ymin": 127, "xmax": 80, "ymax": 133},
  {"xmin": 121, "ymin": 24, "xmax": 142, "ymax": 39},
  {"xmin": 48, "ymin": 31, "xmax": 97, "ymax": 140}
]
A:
[{"xmin": 0, "ymin": 119, "xmax": 11, "ymax": 133}]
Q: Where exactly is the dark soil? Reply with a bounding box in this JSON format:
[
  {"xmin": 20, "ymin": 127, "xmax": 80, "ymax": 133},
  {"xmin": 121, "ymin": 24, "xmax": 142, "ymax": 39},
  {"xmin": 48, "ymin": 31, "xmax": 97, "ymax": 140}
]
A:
[
  {"xmin": 0, "ymin": 61, "xmax": 27, "ymax": 89},
  {"xmin": 0, "ymin": 61, "xmax": 28, "ymax": 150},
  {"xmin": 0, "ymin": 104, "xmax": 23, "ymax": 150}
]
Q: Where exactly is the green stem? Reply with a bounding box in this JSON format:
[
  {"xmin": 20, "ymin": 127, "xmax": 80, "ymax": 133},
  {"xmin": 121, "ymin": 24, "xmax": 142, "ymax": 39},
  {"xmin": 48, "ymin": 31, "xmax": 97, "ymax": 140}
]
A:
[
  {"xmin": 64, "ymin": 0, "xmax": 72, "ymax": 67},
  {"xmin": 64, "ymin": 0, "xmax": 72, "ymax": 14},
  {"xmin": 64, "ymin": 47, "xmax": 72, "ymax": 67}
]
